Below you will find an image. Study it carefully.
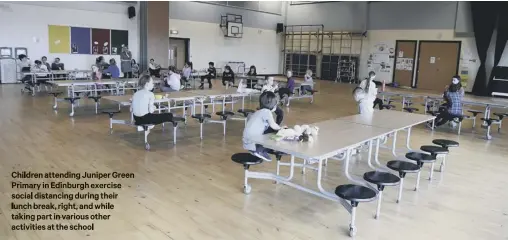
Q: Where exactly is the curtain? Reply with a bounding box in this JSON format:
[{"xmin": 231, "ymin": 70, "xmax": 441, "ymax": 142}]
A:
[
  {"xmin": 470, "ymin": 2, "xmax": 498, "ymax": 96},
  {"xmin": 488, "ymin": 2, "xmax": 508, "ymax": 93}
]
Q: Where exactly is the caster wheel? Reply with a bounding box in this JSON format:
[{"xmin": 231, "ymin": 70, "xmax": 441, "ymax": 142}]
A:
[
  {"xmin": 243, "ymin": 185, "xmax": 251, "ymax": 194},
  {"xmin": 145, "ymin": 143, "xmax": 150, "ymax": 150},
  {"xmin": 69, "ymin": 112, "xmax": 74, "ymax": 117},
  {"xmin": 349, "ymin": 227, "xmax": 357, "ymax": 237}
]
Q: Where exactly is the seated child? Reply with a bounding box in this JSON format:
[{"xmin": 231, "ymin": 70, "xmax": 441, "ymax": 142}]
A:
[
  {"xmin": 278, "ymin": 70, "xmax": 296, "ymax": 104},
  {"xmin": 261, "ymin": 77, "xmax": 278, "ymax": 93},
  {"xmin": 222, "ymin": 65, "xmax": 235, "ymax": 87},
  {"xmin": 301, "ymin": 69, "xmax": 314, "ymax": 94},
  {"xmin": 243, "ymin": 91, "xmax": 282, "ymax": 161},
  {"xmin": 428, "ymin": 76, "xmax": 464, "ymax": 129},
  {"xmin": 237, "ymin": 79, "xmax": 260, "ymax": 94},
  {"xmin": 261, "ymin": 77, "xmax": 283, "ymax": 124},
  {"xmin": 200, "ymin": 61, "xmax": 216, "ymax": 89},
  {"xmin": 32, "ymin": 60, "xmax": 50, "ymax": 85},
  {"xmin": 160, "ymin": 66, "xmax": 181, "ymax": 92},
  {"xmin": 102, "ymin": 58, "xmax": 120, "ymax": 78}
]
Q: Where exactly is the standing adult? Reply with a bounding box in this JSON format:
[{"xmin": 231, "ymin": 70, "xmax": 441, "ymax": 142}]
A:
[{"xmin": 120, "ymin": 45, "xmax": 132, "ymax": 78}]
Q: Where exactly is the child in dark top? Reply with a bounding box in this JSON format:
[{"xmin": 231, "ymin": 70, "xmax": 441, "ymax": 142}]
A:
[
  {"xmin": 200, "ymin": 61, "xmax": 216, "ymax": 89},
  {"xmin": 428, "ymin": 76, "xmax": 464, "ymax": 129},
  {"xmin": 246, "ymin": 65, "xmax": 257, "ymax": 88},
  {"xmin": 222, "ymin": 65, "xmax": 235, "ymax": 87},
  {"xmin": 41, "ymin": 56, "xmax": 51, "ymax": 71},
  {"xmin": 278, "ymin": 70, "xmax": 296, "ymax": 105}
]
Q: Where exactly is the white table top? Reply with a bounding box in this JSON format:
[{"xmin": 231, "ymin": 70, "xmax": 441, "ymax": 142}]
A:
[
  {"xmin": 249, "ymin": 119, "xmax": 390, "ymax": 160},
  {"xmin": 338, "ymin": 110, "xmax": 435, "ymax": 130},
  {"xmin": 102, "ymin": 91, "xmax": 198, "ymax": 104},
  {"xmin": 381, "ymin": 89, "xmax": 508, "ymax": 108},
  {"xmin": 188, "ymin": 88, "xmax": 248, "ymax": 97},
  {"xmin": 52, "ymin": 78, "xmax": 155, "ymax": 87}
]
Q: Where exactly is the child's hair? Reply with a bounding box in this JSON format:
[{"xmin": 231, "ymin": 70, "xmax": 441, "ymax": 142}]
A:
[
  {"xmin": 368, "ymin": 71, "xmax": 376, "ymax": 78},
  {"xmin": 208, "ymin": 62, "xmax": 214, "ymax": 67},
  {"xmin": 150, "ymin": 58, "xmax": 154, "ymax": 62},
  {"xmin": 18, "ymin": 54, "xmax": 27, "ymax": 60},
  {"xmin": 109, "ymin": 58, "xmax": 116, "ymax": 65},
  {"xmin": 306, "ymin": 69, "xmax": 313, "ymax": 76},
  {"xmin": 352, "ymin": 86, "xmax": 365, "ymax": 102},
  {"xmin": 249, "ymin": 65, "xmax": 257, "ymax": 74},
  {"xmin": 34, "ymin": 60, "xmax": 42, "ymax": 65},
  {"xmin": 259, "ymin": 91, "xmax": 278, "ymax": 110},
  {"xmin": 168, "ymin": 66, "xmax": 176, "ymax": 73},
  {"xmin": 42, "ymin": 56, "xmax": 47, "ymax": 61},
  {"xmin": 449, "ymin": 75, "xmax": 462, "ymax": 93},
  {"xmin": 138, "ymin": 75, "xmax": 152, "ymax": 88},
  {"xmin": 225, "ymin": 65, "xmax": 232, "ymax": 72},
  {"xmin": 188, "ymin": 62, "xmax": 193, "ymax": 69},
  {"xmin": 96, "ymin": 56, "xmax": 104, "ymax": 64}
]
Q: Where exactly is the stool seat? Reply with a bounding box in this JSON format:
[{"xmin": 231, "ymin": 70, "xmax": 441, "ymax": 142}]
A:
[
  {"xmin": 335, "ymin": 184, "xmax": 377, "ymax": 202},
  {"xmin": 192, "ymin": 114, "xmax": 211, "ymax": 120},
  {"xmin": 216, "ymin": 111, "xmax": 234, "ymax": 116},
  {"xmin": 88, "ymin": 95, "xmax": 102, "ymax": 100},
  {"xmin": 231, "ymin": 153, "xmax": 263, "ymax": 165},
  {"xmin": 420, "ymin": 145, "xmax": 449, "ymax": 155},
  {"xmin": 403, "ymin": 107, "xmax": 419, "ymax": 113},
  {"xmin": 493, "ymin": 113, "xmax": 508, "ymax": 119},
  {"xmin": 405, "ymin": 152, "xmax": 436, "ymax": 163},
  {"xmin": 387, "ymin": 160, "xmax": 420, "ymax": 173},
  {"xmin": 101, "ymin": 109, "xmax": 121, "ymax": 115},
  {"xmin": 266, "ymin": 149, "xmax": 288, "ymax": 156},
  {"xmin": 382, "ymin": 104, "xmax": 396, "ymax": 110},
  {"xmin": 481, "ymin": 118, "xmax": 500, "ymax": 123},
  {"xmin": 172, "ymin": 116, "xmax": 186, "ymax": 122},
  {"xmin": 238, "ymin": 109, "xmax": 255, "ymax": 117},
  {"xmin": 467, "ymin": 110, "xmax": 482, "ymax": 116},
  {"xmin": 432, "ymin": 139, "xmax": 459, "ymax": 148},
  {"xmin": 48, "ymin": 91, "xmax": 63, "ymax": 96},
  {"xmin": 363, "ymin": 171, "xmax": 400, "ymax": 186},
  {"xmin": 64, "ymin": 97, "xmax": 80, "ymax": 101}
]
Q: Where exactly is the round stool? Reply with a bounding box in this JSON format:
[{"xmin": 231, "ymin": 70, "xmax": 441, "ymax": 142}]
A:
[{"xmin": 335, "ymin": 184, "xmax": 377, "ymax": 237}]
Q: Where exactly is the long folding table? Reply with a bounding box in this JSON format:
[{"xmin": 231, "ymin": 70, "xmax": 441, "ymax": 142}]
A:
[
  {"xmin": 50, "ymin": 78, "xmax": 160, "ymax": 116},
  {"xmin": 245, "ymin": 111, "xmax": 435, "ymax": 237}
]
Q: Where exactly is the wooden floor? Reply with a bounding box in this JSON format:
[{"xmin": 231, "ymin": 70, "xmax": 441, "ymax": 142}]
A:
[{"xmin": 1, "ymin": 81, "xmax": 507, "ymax": 240}]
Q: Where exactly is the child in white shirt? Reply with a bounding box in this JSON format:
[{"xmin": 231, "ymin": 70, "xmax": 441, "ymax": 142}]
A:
[
  {"xmin": 354, "ymin": 71, "xmax": 378, "ymax": 114},
  {"xmin": 301, "ymin": 69, "xmax": 314, "ymax": 94},
  {"xmin": 161, "ymin": 66, "xmax": 181, "ymax": 92},
  {"xmin": 261, "ymin": 77, "xmax": 278, "ymax": 93}
]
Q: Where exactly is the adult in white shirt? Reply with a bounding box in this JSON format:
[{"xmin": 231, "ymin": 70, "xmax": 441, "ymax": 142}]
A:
[
  {"xmin": 131, "ymin": 75, "xmax": 173, "ymax": 131},
  {"xmin": 160, "ymin": 66, "xmax": 181, "ymax": 92}
]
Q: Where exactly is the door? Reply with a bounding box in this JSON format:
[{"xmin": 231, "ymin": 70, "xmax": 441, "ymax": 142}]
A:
[
  {"xmin": 392, "ymin": 40, "xmax": 417, "ymax": 87},
  {"xmin": 169, "ymin": 38, "xmax": 189, "ymax": 69},
  {"xmin": 416, "ymin": 41, "xmax": 461, "ymax": 91}
]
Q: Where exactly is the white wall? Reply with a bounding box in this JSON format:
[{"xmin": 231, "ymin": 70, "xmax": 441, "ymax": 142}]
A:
[
  {"xmin": 360, "ymin": 30, "xmax": 480, "ymax": 91},
  {"xmin": 0, "ymin": 1, "xmax": 138, "ymax": 70},
  {"xmin": 169, "ymin": 19, "xmax": 281, "ymax": 73}
]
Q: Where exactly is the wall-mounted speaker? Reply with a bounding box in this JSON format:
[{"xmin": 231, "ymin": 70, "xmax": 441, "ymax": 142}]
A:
[
  {"xmin": 128, "ymin": 6, "xmax": 136, "ymax": 19},
  {"xmin": 276, "ymin": 23, "xmax": 284, "ymax": 33}
]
